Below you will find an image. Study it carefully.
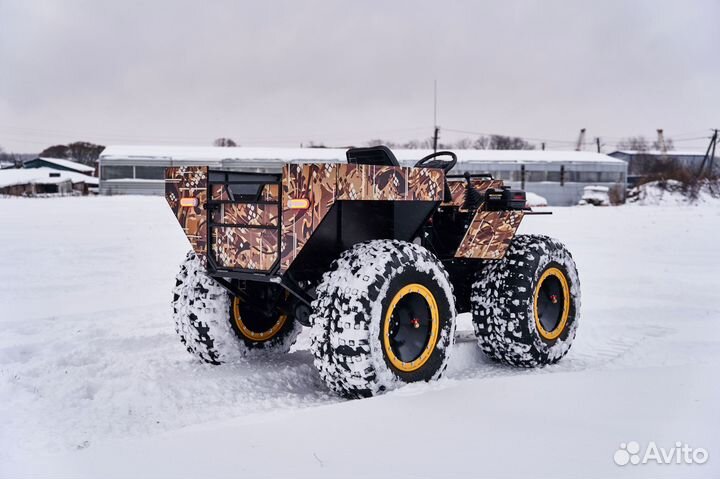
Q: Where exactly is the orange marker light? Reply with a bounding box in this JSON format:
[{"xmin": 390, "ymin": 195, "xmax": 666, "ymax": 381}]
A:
[
  {"xmin": 287, "ymin": 198, "xmax": 310, "ymax": 209},
  {"xmin": 179, "ymin": 197, "xmax": 199, "ymax": 208}
]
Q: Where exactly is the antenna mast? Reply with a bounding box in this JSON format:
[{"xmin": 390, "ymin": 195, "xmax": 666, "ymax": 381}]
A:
[
  {"xmin": 433, "ymin": 80, "xmax": 439, "ymax": 153},
  {"xmin": 575, "ymin": 128, "xmax": 586, "ymax": 151}
]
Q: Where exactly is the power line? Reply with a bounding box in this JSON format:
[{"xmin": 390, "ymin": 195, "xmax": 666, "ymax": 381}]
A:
[{"xmin": 443, "ymin": 127, "xmax": 578, "ymax": 144}]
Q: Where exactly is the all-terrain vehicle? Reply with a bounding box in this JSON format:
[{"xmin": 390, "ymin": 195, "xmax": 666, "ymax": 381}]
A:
[{"xmin": 166, "ymin": 146, "xmax": 580, "ymax": 398}]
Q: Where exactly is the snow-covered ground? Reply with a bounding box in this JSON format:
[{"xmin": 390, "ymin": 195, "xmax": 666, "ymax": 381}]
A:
[{"xmin": 1, "ymin": 196, "xmax": 719, "ymax": 478}]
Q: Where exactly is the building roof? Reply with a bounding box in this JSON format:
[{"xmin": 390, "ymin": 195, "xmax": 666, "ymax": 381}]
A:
[
  {"xmin": 28, "ymin": 157, "xmax": 96, "ymax": 174},
  {"xmin": 100, "ymin": 145, "xmax": 625, "ymax": 165},
  {"xmin": 610, "ymin": 150, "xmax": 708, "ymax": 157},
  {"xmin": 0, "ymin": 167, "xmax": 99, "ymax": 189}
]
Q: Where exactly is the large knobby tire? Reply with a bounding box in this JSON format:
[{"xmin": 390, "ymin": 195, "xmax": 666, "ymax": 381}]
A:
[
  {"xmin": 310, "ymin": 240, "xmax": 457, "ymax": 399},
  {"xmin": 228, "ymin": 282, "xmax": 303, "ymax": 355},
  {"xmin": 471, "ymin": 234, "xmax": 581, "ymax": 367},
  {"xmin": 171, "ymin": 251, "xmax": 301, "ymax": 364}
]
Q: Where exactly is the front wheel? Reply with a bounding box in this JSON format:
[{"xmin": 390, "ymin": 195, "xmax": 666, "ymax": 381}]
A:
[
  {"xmin": 310, "ymin": 240, "xmax": 457, "ymax": 399},
  {"xmin": 471, "ymin": 235, "xmax": 581, "ymax": 367}
]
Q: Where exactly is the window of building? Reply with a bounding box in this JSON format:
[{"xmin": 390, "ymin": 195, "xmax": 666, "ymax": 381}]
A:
[
  {"xmin": 135, "ymin": 166, "xmax": 166, "ymax": 180},
  {"xmin": 492, "ymin": 170, "xmax": 514, "ymax": 180},
  {"xmin": 526, "ymin": 171, "xmax": 546, "ymax": 182},
  {"xmin": 575, "ymin": 172, "xmax": 601, "ymax": 183},
  {"xmin": 598, "ymin": 171, "xmax": 623, "ymax": 182},
  {"xmin": 101, "ymin": 165, "xmax": 134, "ymax": 180}
]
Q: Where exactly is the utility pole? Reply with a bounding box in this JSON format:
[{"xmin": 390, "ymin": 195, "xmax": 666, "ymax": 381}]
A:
[
  {"xmin": 433, "ymin": 127, "xmax": 439, "ymax": 153},
  {"xmin": 698, "ymin": 129, "xmax": 718, "ymax": 177},
  {"xmin": 657, "ymin": 129, "xmax": 668, "ymax": 163},
  {"xmin": 595, "ymin": 137, "xmax": 601, "ymax": 153},
  {"xmin": 709, "ymin": 129, "xmax": 718, "ymax": 174},
  {"xmin": 575, "ymin": 128, "xmax": 586, "ymax": 151}
]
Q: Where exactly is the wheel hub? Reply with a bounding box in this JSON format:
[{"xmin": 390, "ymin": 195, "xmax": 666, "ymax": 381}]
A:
[
  {"xmin": 232, "ymin": 297, "xmax": 287, "ymax": 341},
  {"xmin": 533, "ymin": 267, "xmax": 570, "ymax": 341},
  {"xmin": 383, "ymin": 284, "xmax": 440, "ymax": 372}
]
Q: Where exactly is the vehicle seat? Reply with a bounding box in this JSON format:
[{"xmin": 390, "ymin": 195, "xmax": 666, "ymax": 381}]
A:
[{"xmin": 346, "ymin": 146, "xmax": 399, "ymax": 167}]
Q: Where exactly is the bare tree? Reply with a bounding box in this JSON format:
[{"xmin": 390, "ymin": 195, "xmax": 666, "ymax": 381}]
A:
[
  {"xmin": 39, "ymin": 142, "xmax": 104, "ymax": 166},
  {"xmin": 39, "ymin": 144, "xmax": 71, "ymax": 158},
  {"xmin": 488, "ymin": 135, "xmax": 535, "ymax": 150},
  {"xmin": 367, "ymin": 139, "xmax": 398, "ymax": 148},
  {"xmin": 68, "ymin": 142, "xmax": 105, "ymax": 166},
  {"xmin": 402, "ymin": 139, "xmax": 422, "ymax": 149},
  {"xmin": 472, "ymin": 136, "xmax": 490, "ymax": 149},
  {"xmin": 652, "ymin": 138, "xmax": 675, "ymax": 151},
  {"xmin": 454, "ymin": 138, "xmax": 474, "ymax": 149},
  {"xmin": 617, "ymin": 136, "xmax": 650, "ymax": 151},
  {"xmin": 213, "ymin": 138, "xmax": 237, "ymax": 147}
]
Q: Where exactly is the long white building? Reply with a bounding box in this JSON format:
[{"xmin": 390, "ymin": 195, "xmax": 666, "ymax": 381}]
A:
[{"xmin": 98, "ymin": 145, "xmax": 627, "ymax": 205}]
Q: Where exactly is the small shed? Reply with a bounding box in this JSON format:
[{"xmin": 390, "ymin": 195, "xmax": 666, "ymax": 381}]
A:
[
  {"xmin": 24, "ymin": 157, "xmax": 96, "ymax": 176},
  {"xmin": 0, "ymin": 167, "xmax": 99, "ymax": 196}
]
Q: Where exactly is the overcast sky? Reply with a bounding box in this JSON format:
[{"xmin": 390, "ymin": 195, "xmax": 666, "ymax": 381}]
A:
[{"xmin": 1, "ymin": 0, "xmax": 718, "ymax": 153}]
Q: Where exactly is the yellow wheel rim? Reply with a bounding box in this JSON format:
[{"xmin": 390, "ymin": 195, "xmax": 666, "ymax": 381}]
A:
[
  {"xmin": 533, "ymin": 267, "xmax": 570, "ymax": 341},
  {"xmin": 383, "ymin": 283, "xmax": 440, "ymax": 372},
  {"xmin": 232, "ymin": 297, "xmax": 287, "ymax": 342}
]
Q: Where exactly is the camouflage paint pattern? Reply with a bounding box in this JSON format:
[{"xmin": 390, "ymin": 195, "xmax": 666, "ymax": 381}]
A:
[
  {"xmin": 455, "ymin": 210, "xmax": 524, "ymax": 260},
  {"xmin": 213, "ymin": 227, "xmax": 278, "ymax": 271},
  {"xmin": 262, "ymin": 184, "xmax": 279, "ymax": 202},
  {"xmin": 212, "ymin": 204, "xmax": 278, "ymax": 227},
  {"xmin": 442, "ymin": 178, "xmax": 504, "ymax": 207},
  {"xmin": 279, "ymin": 164, "xmax": 444, "ymax": 272},
  {"xmin": 280, "ymin": 163, "xmax": 337, "ymax": 272},
  {"xmin": 168, "ymin": 163, "xmax": 449, "ymax": 272},
  {"xmin": 210, "ymin": 183, "xmax": 277, "ymax": 202},
  {"xmin": 336, "ymin": 164, "xmax": 444, "ymax": 201},
  {"xmin": 165, "ymin": 166, "xmax": 209, "ymax": 263}
]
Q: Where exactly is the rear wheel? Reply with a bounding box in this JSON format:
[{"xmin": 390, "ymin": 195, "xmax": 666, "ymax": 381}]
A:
[
  {"xmin": 228, "ymin": 282, "xmax": 302, "ymax": 354},
  {"xmin": 310, "ymin": 240, "xmax": 457, "ymax": 398},
  {"xmin": 172, "ymin": 251, "xmax": 301, "ymax": 364},
  {"xmin": 471, "ymin": 235, "xmax": 580, "ymax": 367}
]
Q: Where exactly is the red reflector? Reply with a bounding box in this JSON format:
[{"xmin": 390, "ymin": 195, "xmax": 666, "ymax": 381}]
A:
[
  {"xmin": 179, "ymin": 197, "xmax": 198, "ymax": 208},
  {"xmin": 513, "ymin": 194, "xmax": 525, "ymax": 200}
]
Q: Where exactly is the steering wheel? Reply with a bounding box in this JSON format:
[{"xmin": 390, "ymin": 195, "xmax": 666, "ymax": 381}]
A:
[{"xmin": 414, "ymin": 151, "xmax": 458, "ymax": 172}]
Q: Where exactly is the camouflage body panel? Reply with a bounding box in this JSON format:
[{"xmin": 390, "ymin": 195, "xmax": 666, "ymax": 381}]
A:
[
  {"xmin": 213, "ymin": 227, "xmax": 277, "ymax": 271},
  {"xmin": 166, "ymin": 163, "xmax": 527, "ymax": 272},
  {"xmin": 211, "ymin": 183, "xmax": 278, "ymax": 202},
  {"xmin": 336, "ymin": 164, "xmax": 444, "ymax": 201},
  {"xmin": 207, "ymin": 180, "xmax": 282, "ymax": 270},
  {"xmin": 442, "ymin": 178, "xmax": 504, "ymax": 207},
  {"xmin": 211, "ymin": 184, "xmax": 229, "ymax": 201},
  {"xmin": 455, "ymin": 210, "xmax": 524, "ymax": 259},
  {"xmin": 280, "ymin": 163, "xmax": 337, "ymax": 272},
  {"xmin": 212, "ymin": 204, "xmax": 279, "ymax": 227},
  {"xmin": 262, "ymin": 184, "xmax": 279, "ymax": 202},
  {"xmin": 279, "ymin": 164, "xmax": 444, "ymax": 272},
  {"xmin": 165, "ymin": 166, "xmax": 209, "ymax": 263}
]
